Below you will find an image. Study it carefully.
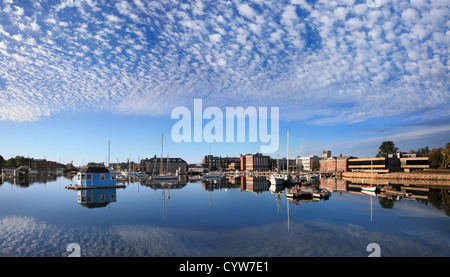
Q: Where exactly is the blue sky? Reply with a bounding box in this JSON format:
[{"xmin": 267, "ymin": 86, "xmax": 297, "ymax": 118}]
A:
[{"xmin": 0, "ymin": 0, "xmax": 449, "ymax": 166}]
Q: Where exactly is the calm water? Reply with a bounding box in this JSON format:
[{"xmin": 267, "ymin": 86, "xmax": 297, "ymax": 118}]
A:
[{"xmin": 0, "ymin": 175, "xmax": 449, "ymax": 257}]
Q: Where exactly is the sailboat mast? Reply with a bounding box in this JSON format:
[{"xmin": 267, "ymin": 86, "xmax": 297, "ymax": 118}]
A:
[
  {"xmin": 160, "ymin": 133, "xmax": 163, "ymax": 175},
  {"xmin": 287, "ymin": 130, "xmax": 289, "ymax": 173},
  {"xmin": 108, "ymin": 140, "xmax": 110, "ymax": 170}
]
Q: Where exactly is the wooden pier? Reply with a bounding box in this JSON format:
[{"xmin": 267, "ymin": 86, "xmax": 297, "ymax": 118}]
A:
[{"xmin": 65, "ymin": 185, "xmax": 126, "ymax": 191}]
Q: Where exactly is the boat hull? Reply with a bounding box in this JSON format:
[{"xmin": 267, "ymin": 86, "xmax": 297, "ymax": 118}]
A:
[{"xmin": 361, "ymin": 186, "xmax": 377, "ymax": 192}]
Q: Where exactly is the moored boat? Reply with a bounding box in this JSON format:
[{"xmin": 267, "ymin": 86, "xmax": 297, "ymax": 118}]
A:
[{"xmin": 361, "ymin": 185, "xmax": 377, "ymax": 192}]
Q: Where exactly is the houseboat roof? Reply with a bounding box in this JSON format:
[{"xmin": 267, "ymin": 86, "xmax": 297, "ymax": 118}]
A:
[{"xmin": 79, "ymin": 165, "xmax": 110, "ymax": 174}]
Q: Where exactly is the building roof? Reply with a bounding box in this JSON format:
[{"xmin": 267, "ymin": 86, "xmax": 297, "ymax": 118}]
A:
[{"xmin": 79, "ymin": 165, "xmax": 110, "ymax": 173}]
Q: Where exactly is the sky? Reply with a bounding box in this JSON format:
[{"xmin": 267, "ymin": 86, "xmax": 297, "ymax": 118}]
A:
[{"xmin": 0, "ymin": 0, "xmax": 448, "ymax": 166}]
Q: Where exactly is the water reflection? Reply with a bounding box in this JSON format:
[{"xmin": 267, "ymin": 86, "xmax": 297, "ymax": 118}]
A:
[
  {"xmin": 77, "ymin": 188, "xmax": 117, "ymax": 209},
  {"xmin": 0, "ymin": 175, "xmax": 60, "ymax": 187},
  {"xmin": 331, "ymin": 177, "xmax": 450, "ymax": 216}
]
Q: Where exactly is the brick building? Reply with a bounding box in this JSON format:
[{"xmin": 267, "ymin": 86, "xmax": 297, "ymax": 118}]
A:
[
  {"xmin": 240, "ymin": 153, "xmax": 270, "ymax": 171},
  {"xmin": 319, "ymin": 154, "xmax": 353, "ymax": 172},
  {"xmin": 202, "ymin": 155, "xmax": 241, "ymax": 171},
  {"xmin": 32, "ymin": 159, "xmax": 57, "ymax": 173},
  {"xmin": 140, "ymin": 157, "xmax": 188, "ymax": 175}
]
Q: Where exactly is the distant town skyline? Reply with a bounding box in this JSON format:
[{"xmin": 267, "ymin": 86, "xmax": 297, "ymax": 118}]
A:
[{"xmin": 0, "ymin": 1, "xmax": 448, "ymax": 166}]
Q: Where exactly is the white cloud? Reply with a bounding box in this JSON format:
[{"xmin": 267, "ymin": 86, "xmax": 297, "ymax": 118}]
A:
[
  {"xmin": 0, "ymin": 0, "xmax": 447, "ymax": 127},
  {"xmin": 237, "ymin": 3, "xmax": 256, "ymax": 19}
]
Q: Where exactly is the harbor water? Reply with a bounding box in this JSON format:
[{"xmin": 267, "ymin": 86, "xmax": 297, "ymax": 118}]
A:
[{"xmin": 0, "ymin": 175, "xmax": 448, "ymax": 257}]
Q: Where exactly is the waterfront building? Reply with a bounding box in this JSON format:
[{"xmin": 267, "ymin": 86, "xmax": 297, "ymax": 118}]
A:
[
  {"xmin": 32, "ymin": 159, "xmax": 57, "ymax": 173},
  {"xmin": 276, "ymin": 158, "xmax": 296, "ymax": 171},
  {"xmin": 1, "ymin": 168, "xmax": 14, "ymax": 177},
  {"xmin": 140, "ymin": 156, "xmax": 188, "ymax": 175},
  {"xmin": 77, "ymin": 164, "xmax": 116, "ymax": 187},
  {"xmin": 240, "ymin": 153, "xmax": 270, "ymax": 171},
  {"xmin": 296, "ymin": 155, "xmax": 320, "ymax": 171},
  {"xmin": 398, "ymin": 153, "xmax": 430, "ymax": 172},
  {"xmin": 347, "ymin": 152, "xmax": 430, "ymax": 173},
  {"xmin": 202, "ymin": 155, "xmax": 241, "ymax": 171},
  {"xmin": 347, "ymin": 157, "xmax": 400, "ymax": 173},
  {"xmin": 319, "ymin": 153, "xmax": 353, "ymax": 172}
]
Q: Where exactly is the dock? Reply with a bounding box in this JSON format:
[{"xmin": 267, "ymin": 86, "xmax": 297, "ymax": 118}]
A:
[
  {"xmin": 65, "ymin": 185, "xmax": 126, "ymax": 191},
  {"xmin": 286, "ymin": 186, "xmax": 331, "ymax": 199}
]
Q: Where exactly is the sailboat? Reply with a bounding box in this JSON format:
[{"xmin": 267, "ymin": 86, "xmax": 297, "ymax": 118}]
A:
[
  {"xmin": 202, "ymin": 146, "xmax": 224, "ymax": 180},
  {"xmin": 152, "ymin": 133, "xmax": 178, "ymax": 182},
  {"xmin": 269, "ymin": 130, "xmax": 297, "ymax": 185}
]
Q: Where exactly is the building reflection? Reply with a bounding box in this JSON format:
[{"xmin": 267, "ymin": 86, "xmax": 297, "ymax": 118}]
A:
[
  {"xmin": 319, "ymin": 176, "xmax": 450, "ymax": 216},
  {"xmin": 0, "ymin": 175, "xmax": 59, "ymax": 187},
  {"xmin": 200, "ymin": 176, "xmax": 270, "ymax": 193},
  {"xmin": 140, "ymin": 175, "xmax": 188, "ymax": 190},
  {"xmin": 77, "ymin": 188, "xmax": 117, "ymax": 209}
]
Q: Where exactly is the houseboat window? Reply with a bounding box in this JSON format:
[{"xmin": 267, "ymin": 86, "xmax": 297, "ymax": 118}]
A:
[
  {"xmin": 110, "ymin": 175, "xmax": 115, "ymax": 180},
  {"xmin": 87, "ymin": 174, "xmax": 92, "ymax": 180},
  {"xmin": 110, "ymin": 194, "xmax": 115, "ymax": 200},
  {"xmin": 81, "ymin": 174, "xmax": 85, "ymax": 180},
  {"xmin": 100, "ymin": 174, "xmax": 105, "ymax": 181},
  {"xmin": 77, "ymin": 174, "xmax": 81, "ymax": 181}
]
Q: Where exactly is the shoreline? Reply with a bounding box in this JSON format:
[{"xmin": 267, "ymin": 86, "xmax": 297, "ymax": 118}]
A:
[{"xmin": 341, "ymin": 171, "xmax": 450, "ymax": 182}]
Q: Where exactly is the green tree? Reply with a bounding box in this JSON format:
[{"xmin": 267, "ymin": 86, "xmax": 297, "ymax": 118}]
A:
[
  {"xmin": 0, "ymin": 155, "xmax": 5, "ymax": 169},
  {"xmin": 442, "ymin": 142, "xmax": 450, "ymax": 169},
  {"xmin": 376, "ymin": 141, "xmax": 399, "ymax": 158},
  {"xmin": 430, "ymin": 148, "xmax": 443, "ymax": 168}
]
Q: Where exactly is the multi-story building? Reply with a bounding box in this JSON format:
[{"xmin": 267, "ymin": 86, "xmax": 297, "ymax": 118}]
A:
[
  {"xmin": 140, "ymin": 157, "xmax": 188, "ymax": 175},
  {"xmin": 399, "ymin": 153, "xmax": 430, "ymax": 172},
  {"xmin": 347, "ymin": 157, "xmax": 399, "ymax": 173},
  {"xmin": 32, "ymin": 159, "xmax": 57, "ymax": 173},
  {"xmin": 319, "ymin": 154, "xmax": 353, "ymax": 172},
  {"xmin": 202, "ymin": 155, "xmax": 241, "ymax": 171},
  {"xmin": 347, "ymin": 153, "xmax": 429, "ymax": 173},
  {"xmin": 240, "ymin": 153, "xmax": 270, "ymax": 171},
  {"xmin": 296, "ymin": 155, "xmax": 320, "ymax": 171}
]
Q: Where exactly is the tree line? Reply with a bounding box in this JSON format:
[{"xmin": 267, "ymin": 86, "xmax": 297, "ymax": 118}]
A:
[{"xmin": 0, "ymin": 155, "xmax": 66, "ymax": 170}]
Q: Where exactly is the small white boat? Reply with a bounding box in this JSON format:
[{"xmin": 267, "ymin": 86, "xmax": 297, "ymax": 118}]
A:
[
  {"xmin": 361, "ymin": 185, "xmax": 377, "ymax": 192},
  {"xmin": 203, "ymin": 172, "xmax": 224, "ymax": 179},
  {"xmin": 135, "ymin": 172, "xmax": 149, "ymax": 179},
  {"xmin": 115, "ymin": 174, "xmax": 128, "ymax": 182},
  {"xmin": 269, "ymin": 174, "xmax": 285, "ymax": 185}
]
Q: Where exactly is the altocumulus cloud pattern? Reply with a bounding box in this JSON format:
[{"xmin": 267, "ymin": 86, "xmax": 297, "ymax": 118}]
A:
[{"xmin": 0, "ymin": 0, "xmax": 448, "ymax": 123}]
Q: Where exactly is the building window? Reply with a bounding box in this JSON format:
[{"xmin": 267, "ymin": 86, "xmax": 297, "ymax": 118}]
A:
[{"xmin": 78, "ymin": 174, "xmax": 81, "ymax": 181}]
